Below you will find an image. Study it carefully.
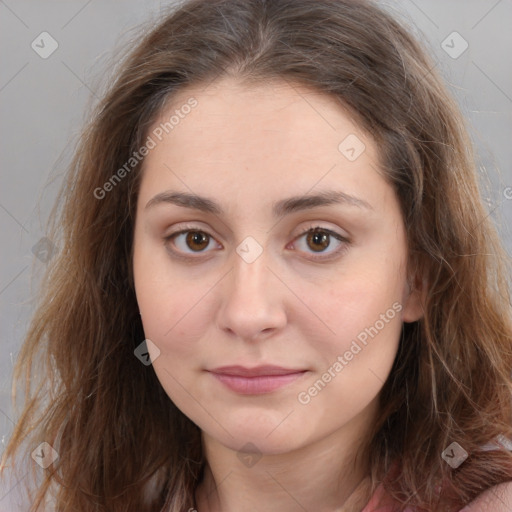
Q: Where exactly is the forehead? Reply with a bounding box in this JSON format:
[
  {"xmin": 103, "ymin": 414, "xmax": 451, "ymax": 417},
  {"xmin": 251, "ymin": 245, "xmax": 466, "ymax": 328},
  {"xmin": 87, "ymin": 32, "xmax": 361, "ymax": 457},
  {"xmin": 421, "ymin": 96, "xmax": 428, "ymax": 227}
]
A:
[
  {"xmin": 138, "ymin": 77, "xmax": 388, "ymax": 214},
  {"xmin": 153, "ymin": 76, "xmax": 374, "ymax": 154}
]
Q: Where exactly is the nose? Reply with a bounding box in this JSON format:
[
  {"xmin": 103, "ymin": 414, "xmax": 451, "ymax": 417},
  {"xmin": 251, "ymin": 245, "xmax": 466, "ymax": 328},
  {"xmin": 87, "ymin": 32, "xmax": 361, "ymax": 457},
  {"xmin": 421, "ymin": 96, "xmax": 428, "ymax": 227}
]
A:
[{"xmin": 215, "ymin": 247, "xmax": 287, "ymax": 342}]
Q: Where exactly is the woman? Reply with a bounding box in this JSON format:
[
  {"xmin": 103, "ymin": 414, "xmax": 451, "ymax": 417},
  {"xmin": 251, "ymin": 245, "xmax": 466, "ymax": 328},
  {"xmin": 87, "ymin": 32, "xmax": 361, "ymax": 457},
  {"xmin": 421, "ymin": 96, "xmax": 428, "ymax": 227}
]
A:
[{"xmin": 2, "ymin": 0, "xmax": 512, "ymax": 510}]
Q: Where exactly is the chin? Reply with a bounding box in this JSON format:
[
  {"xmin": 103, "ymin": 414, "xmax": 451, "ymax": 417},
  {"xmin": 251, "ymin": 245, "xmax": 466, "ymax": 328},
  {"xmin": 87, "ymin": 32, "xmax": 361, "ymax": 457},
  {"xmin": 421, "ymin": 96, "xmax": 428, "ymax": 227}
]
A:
[
  {"xmin": 207, "ymin": 414, "xmax": 308, "ymax": 455},
  {"xmin": 226, "ymin": 432, "xmax": 302, "ymax": 456}
]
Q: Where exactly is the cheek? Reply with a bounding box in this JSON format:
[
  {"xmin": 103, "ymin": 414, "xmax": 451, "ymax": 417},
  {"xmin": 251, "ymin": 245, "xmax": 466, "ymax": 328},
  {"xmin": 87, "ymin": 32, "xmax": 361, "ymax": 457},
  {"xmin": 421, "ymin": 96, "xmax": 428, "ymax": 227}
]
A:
[
  {"xmin": 318, "ymin": 263, "xmax": 405, "ymax": 344},
  {"xmin": 301, "ymin": 247, "xmax": 406, "ymax": 395},
  {"xmin": 315, "ymin": 286, "xmax": 403, "ymax": 388},
  {"xmin": 297, "ymin": 283, "xmax": 402, "ymax": 421},
  {"xmin": 136, "ymin": 276, "xmax": 214, "ymax": 356},
  {"xmin": 134, "ymin": 267, "xmax": 216, "ymax": 418},
  {"xmin": 133, "ymin": 239, "xmax": 215, "ymax": 363}
]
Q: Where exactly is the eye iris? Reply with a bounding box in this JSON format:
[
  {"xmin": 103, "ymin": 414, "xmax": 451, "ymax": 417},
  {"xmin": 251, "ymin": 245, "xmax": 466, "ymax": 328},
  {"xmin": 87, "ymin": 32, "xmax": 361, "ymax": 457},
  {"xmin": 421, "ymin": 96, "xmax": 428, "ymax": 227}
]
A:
[
  {"xmin": 186, "ymin": 231, "xmax": 209, "ymax": 251},
  {"xmin": 307, "ymin": 229, "xmax": 330, "ymax": 252}
]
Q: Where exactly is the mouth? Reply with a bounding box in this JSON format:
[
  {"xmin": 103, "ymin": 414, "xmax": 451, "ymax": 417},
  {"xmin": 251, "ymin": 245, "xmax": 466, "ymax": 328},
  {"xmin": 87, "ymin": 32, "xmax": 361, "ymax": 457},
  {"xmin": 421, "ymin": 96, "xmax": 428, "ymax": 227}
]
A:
[{"xmin": 207, "ymin": 365, "xmax": 309, "ymax": 394}]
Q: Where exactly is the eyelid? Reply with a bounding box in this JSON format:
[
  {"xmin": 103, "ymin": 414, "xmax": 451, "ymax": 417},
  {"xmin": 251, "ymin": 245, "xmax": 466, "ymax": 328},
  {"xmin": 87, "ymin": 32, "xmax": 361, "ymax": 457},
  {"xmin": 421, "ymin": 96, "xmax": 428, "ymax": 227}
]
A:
[
  {"xmin": 293, "ymin": 222, "xmax": 350, "ymax": 241},
  {"xmin": 163, "ymin": 222, "xmax": 216, "ymax": 240}
]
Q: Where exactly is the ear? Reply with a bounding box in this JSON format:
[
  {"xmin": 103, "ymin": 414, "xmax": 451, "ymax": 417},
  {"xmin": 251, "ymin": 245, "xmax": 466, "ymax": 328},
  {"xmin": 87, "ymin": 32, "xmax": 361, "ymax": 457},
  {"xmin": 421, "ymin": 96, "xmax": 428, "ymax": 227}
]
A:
[{"xmin": 401, "ymin": 266, "xmax": 427, "ymax": 323}]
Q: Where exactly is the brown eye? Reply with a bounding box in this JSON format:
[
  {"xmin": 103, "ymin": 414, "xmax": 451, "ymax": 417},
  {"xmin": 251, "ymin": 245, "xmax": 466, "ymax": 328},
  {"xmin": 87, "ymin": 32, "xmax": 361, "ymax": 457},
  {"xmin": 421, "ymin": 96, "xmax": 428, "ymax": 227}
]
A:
[
  {"xmin": 165, "ymin": 229, "xmax": 218, "ymax": 256},
  {"xmin": 292, "ymin": 226, "xmax": 349, "ymax": 261},
  {"xmin": 306, "ymin": 229, "xmax": 331, "ymax": 252},
  {"xmin": 185, "ymin": 231, "xmax": 210, "ymax": 251}
]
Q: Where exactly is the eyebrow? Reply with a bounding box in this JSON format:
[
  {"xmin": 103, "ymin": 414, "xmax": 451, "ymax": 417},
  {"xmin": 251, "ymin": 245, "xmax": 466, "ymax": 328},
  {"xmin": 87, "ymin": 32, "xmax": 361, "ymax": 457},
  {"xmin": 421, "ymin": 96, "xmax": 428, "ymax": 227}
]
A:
[{"xmin": 144, "ymin": 189, "xmax": 373, "ymax": 217}]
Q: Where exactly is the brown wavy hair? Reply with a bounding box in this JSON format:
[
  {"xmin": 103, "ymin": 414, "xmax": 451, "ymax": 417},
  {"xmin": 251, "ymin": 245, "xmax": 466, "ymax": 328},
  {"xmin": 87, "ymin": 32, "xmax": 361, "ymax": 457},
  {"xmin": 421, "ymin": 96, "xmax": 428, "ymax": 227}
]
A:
[{"xmin": 2, "ymin": 0, "xmax": 512, "ymax": 510}]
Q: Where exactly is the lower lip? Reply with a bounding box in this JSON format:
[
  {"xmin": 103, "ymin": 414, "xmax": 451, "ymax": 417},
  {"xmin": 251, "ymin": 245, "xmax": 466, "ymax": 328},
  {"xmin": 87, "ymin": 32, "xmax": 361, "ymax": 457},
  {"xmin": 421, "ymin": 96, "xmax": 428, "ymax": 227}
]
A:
[{"xmin": 210, "ymin": 371, "xmax": 307, "ymax": 394}]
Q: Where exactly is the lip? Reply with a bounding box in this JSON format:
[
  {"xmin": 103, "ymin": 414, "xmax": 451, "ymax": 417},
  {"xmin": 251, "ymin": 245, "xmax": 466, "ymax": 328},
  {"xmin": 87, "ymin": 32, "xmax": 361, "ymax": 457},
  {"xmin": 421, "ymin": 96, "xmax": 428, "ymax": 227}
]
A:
[{"xmin": 208, "ymin": 365, "xmax": 308, "ymax": 394}]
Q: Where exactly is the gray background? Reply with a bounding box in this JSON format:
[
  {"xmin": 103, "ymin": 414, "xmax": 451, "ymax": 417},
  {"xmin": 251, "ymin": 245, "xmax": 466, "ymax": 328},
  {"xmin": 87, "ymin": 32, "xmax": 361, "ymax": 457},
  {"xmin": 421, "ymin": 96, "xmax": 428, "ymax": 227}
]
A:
[{"xmin": 0, "ymin": 0, "xmax": 511, "ymax": 506}]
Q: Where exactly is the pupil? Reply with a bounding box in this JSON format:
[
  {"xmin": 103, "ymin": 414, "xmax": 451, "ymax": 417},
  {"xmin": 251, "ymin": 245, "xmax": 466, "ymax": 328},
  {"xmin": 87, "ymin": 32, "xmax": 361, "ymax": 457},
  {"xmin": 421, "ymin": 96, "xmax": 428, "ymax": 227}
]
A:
[
  {"xmin": 187, "ymin": 231, "xmax": 208, "ymax": 251},
  {"xmin": 309, "ymin": 230, "xmax": 329, "ymax": 252}
]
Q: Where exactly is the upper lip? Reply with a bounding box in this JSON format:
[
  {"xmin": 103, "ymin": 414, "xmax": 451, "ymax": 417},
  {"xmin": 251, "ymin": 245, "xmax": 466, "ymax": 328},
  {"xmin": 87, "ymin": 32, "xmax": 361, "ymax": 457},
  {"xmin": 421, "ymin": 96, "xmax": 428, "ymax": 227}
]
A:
[{"xmin": 209, "ymin": 365, "xmax": 306, "ymax": 377}]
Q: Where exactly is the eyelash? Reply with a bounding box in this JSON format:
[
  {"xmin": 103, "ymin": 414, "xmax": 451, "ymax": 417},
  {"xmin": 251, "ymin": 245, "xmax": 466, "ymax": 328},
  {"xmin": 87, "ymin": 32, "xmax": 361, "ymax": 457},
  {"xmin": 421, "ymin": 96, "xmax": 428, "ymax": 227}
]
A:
[{"xmin": 163, "ymin": 224, "xmax": 350, "ymax": 262}]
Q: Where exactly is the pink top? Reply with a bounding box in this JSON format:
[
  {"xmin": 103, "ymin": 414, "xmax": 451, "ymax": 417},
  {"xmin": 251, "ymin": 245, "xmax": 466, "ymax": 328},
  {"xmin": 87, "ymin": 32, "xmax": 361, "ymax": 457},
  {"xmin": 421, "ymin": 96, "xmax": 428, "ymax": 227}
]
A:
[
  {"xmin": 361, "ymin": 482, "xmax": 410, "ymax": 512},
  {"xmin": 360, "ymin": 476, "xmax": 510, "ymax": 512},
  {"xmin": 359, "ymin": 435, "xmax": 512, "ymax": 511}
]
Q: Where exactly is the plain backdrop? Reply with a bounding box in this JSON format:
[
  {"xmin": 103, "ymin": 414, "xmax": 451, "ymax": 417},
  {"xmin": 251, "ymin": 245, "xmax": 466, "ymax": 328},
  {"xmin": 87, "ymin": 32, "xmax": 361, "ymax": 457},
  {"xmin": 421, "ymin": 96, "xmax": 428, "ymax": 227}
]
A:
[{"xmin": 0, "ymin": 0, "xmax": 511, "ymax": 507}]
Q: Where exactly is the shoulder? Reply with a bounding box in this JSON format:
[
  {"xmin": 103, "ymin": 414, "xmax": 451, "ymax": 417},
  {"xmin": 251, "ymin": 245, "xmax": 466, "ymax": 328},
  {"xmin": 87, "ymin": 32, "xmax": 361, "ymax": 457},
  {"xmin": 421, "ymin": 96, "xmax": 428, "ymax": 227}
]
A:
[{"xmin": 460, "ymin": 481, "xmax": 512, "ymax": 511}]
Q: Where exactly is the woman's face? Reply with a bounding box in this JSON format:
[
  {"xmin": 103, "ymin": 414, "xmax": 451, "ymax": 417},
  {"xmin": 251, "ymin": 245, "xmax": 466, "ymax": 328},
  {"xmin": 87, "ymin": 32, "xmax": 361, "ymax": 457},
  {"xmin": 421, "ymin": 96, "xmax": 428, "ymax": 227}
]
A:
[{"xmin": 132, "ymin": 77, "xmax": 422, "ymax": 455}]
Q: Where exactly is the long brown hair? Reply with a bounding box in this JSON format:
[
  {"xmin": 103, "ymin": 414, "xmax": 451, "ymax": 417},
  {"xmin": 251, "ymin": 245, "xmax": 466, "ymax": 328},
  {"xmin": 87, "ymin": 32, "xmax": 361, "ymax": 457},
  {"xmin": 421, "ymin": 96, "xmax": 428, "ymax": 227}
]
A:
[{"xmin": 2, "ymin": 0, "xmax": 512, "ymax": 510}]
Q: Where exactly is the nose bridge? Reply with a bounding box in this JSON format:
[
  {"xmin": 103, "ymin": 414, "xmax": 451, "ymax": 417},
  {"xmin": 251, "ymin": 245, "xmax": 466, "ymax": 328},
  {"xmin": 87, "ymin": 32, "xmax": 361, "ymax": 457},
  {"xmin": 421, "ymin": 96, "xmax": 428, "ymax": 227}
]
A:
[
  {"xmin": 233, "ymin": 245, "xmax": 269, "ymax": 295},
  {"xmin": 216, "ymin": 240, "xmax": 286, "ymax": 340},
  {"xmin": 229, "ymin": 242, "xmax": 273, "ymax": 310},
  {"xmin": 229, "ymin": 232, "xmax": 273, "ymax": 296}
]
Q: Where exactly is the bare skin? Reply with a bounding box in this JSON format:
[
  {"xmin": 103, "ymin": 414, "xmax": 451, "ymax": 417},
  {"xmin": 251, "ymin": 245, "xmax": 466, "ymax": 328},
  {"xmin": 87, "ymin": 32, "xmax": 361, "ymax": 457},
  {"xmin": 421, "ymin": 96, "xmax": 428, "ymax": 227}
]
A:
[{"xmin": 132, "ymin": 77, "xmax": 424, "ymax": 512}]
